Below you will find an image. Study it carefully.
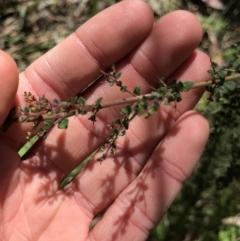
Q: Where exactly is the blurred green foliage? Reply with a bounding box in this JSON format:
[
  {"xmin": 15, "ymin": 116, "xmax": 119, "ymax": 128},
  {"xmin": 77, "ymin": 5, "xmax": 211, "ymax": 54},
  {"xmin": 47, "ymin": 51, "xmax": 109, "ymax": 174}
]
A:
[{"xmin": 148, "ymin": 1, "xmax": 240, "ymax": 241}]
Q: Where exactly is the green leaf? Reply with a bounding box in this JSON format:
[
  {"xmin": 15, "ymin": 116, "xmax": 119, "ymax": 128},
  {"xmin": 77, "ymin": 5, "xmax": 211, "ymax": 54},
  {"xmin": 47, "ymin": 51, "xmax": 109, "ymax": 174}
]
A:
[
  {"xmin": 145, "ymin": 102, "xmax": 159, "ymax": 118},
  {"xmin": 118, "ymin": 130, "xmax": 126, "ymax": 136},
  {"xmin": 183, "ymin": 81, "xmax": 194, "ymax": 91},
  {"xmin": 108, "ymin": 81, "xmax": 115, "ymax": 86},
  {"xmin": 24, "ymin": 107, "xmax": 29, "ymax": 113},
  {"xmin": 60, "ymin": 101, "xmax": 69, "ymax": 107},
  {"xmin": 122, "ymin": 118, "xmax": 129, "ymax": 130},
  {"xmin": 176, "ymin": 81, "xmax": 184, "ymax": 91},
  {"xmin": 111, "ymin": 64, "xmax": 116, "ymax": 72},
  {"xmin": 110, "ymin": 147, "xmax": 116, "ymax": 155},
  {"xmin": 120, "ymin": 105, "xmax": 131, "ymax": 116},
  {"xmin": 18, "ymin": 117, "xmax": 27, "ymax": 123},
  {"xmin": 44, "ymin": 120, "xmax": 54, "ymax": 129},
  {"xmin": 80, "ymin": 107, "xmax": 87, "ymax": 115},
  {"xmin": 166, "ymin": 93, "xmax": 174, "ymax": 102},
  {"xmin": 208, "ymin": 69, "xmax": 214, "ymax": 76},
  {"xmin": 58, "ymin": 118, "xmax": 69, "ymax": 129},
  {"xmin": 40, "ymin": 95, "xmax": 48, "ymax": 104},
  {"xmin": 225, "ymin": 81, "xmax": 237, "ymax": 91},
  {"xmin": 175, "ymin": 92, "xmax": 182, "ymax": 102},
  {"xmin": 210, "ymin": 61, "xmax": 218, "ymax": 69},
  {"xmin": 95, "ymin": 97, "xmax": 103, "ymax": 108},
  {"xmin": 70, "ymin": 96, "xmax": 78, "ymax": 106},
  {"xmin": 30, "ymin": 106, "xmax": 36, "ymax": 112},
  {"xmin": 115, "ymin": 72, "xmax": 122, "ymax": 79},
  {"xmin": 151, "ymin": 87, "xmax": 167, "ymax": 99},
  {"xmin": 133, "ymin": 86, "xmax": 141, "ymax": 96},
  {"xmin": 114, "ymin": 118, "xmax": 121, "ymax": 125},
  {"xmin": 136, "ymin": 97, "xmax": 148, "ymax": 114},
  {"xmin": 77, "ymin": 97, "xmax": 86, "ymax": 105},
  {"xmin": 218, "ymin": 70, "xmax": 227, "ymax": 79},
  {"xmin": 120, "ymin": 86, "xmax": 127, "ymax": 92},
  {"xmin": 46, "ymin": 111, "xmax": 53, "ymax": 116},
  {"xmin": 163, "ymin": 101, "xmax": 170, "ymax": 106}
]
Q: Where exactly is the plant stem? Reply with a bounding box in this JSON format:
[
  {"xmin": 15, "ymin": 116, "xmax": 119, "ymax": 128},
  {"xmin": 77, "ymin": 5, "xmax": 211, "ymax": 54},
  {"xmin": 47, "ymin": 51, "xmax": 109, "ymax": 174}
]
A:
[
  {"xmin": 60, "ymin": 148, "xmax": 99, "ymax": 189},
  {"xmin": 9, "ymin": 73, "xmax": 240, "ymax": 124},
  {"xmin": 192, "ymin": 73, "xmax": 240, "ymax": 88},
  {"xmin": 8, "ymin": 72, "xmax": 240, "ymax": 160},
  {"xmin": 18, "ymin": 135, "xmax": 39, "ymax": 157}
]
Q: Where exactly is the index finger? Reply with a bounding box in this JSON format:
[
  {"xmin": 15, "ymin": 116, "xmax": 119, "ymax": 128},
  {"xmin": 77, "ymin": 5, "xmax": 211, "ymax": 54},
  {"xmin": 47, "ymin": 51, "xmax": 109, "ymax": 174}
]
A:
[{"xmin": 10, "ymin": 0, "xmax": 154, "ymax": 146}]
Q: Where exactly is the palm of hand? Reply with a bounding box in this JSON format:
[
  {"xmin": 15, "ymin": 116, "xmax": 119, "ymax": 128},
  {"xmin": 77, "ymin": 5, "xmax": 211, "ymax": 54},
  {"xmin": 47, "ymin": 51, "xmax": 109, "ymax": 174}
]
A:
[
  {"xmin": 0, "ymin": 1, "xmax": 209, "ymax": 240},
  {"xmin": 0, "ymin": 145, "xmax": 91, "ymax": 240}
]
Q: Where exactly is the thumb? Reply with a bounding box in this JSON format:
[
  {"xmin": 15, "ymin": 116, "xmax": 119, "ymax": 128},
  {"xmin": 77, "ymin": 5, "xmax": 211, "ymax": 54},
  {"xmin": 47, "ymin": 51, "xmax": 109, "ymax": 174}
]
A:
[{"xmin": 0, "ymin": 50, "xmax": 18, "ymax": 126}]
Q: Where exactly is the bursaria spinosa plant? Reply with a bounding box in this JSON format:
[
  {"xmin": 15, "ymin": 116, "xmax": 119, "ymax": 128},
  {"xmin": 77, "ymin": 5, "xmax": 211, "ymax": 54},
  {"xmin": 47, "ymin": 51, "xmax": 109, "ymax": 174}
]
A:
[{"xmin": 1, "ymin": 47, "xmax": 240, "ymax": 188}]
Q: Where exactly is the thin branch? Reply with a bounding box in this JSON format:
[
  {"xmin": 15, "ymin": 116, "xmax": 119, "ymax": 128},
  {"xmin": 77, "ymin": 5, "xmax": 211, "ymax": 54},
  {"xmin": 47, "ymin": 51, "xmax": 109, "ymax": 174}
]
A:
[
  {"xmin": 2, "ymin": 73, "xmax": 240, "ymax": 125},
  {"xmin": 192, "ymin": 73, "xmax": 240, "ymax": 88}
]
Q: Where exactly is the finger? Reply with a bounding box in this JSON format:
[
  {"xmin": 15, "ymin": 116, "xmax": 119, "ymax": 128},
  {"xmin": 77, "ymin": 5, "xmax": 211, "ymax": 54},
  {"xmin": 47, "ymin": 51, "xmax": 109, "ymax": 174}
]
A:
[
  {"xmin": 0, "ymin": 51, "xmax": 20, "ymax": 196},
  {"xmin": 0, "ymin": 50, "xmax": 18, "ymax": 125},
  {"xmin": 69, "ymin": 50, "xmax": 210, "ymax": 215},
  {"xmin": 8, "ymin": 0, "xmax": 154, "ymax": 146},
  {"xmin": 89, "ymin": 111, "xmax": 209, "ymax": 241},
  {"xmin": 44, "ymin": 10, "xmax": 206, "ymax": 174}
]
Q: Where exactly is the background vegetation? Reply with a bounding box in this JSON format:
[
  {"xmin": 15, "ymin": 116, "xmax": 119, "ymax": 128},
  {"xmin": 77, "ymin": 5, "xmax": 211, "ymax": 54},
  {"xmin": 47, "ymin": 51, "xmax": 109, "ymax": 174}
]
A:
[{"xmin": 1, "ymin": 0, "xmax": 240, "ymax": 240}]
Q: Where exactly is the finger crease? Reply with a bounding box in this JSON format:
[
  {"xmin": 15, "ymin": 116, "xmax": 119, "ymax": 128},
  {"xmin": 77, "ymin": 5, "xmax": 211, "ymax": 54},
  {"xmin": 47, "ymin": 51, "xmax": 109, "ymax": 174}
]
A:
[
  {"xmin": 155, "ymin": 156, "xmax": 188, "ymax": 185},
  {"xmin": 73, "ymin": 32, "xmax": 105, "ymax": 72}
]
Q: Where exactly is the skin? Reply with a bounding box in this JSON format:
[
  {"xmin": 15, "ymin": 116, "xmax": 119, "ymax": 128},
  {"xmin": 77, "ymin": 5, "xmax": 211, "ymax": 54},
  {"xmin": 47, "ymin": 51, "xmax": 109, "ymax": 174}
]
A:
[{"xmin": 0, "ymin": 1, "xmax": 210, "ymax": 240}]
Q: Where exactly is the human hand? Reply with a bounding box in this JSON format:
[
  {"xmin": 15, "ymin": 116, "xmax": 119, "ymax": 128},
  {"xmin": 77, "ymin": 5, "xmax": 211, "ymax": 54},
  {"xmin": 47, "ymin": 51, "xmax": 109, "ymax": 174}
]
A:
[{"xmin": 0, "ymin": 1, "xmax": 210, "ymax": 240}]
